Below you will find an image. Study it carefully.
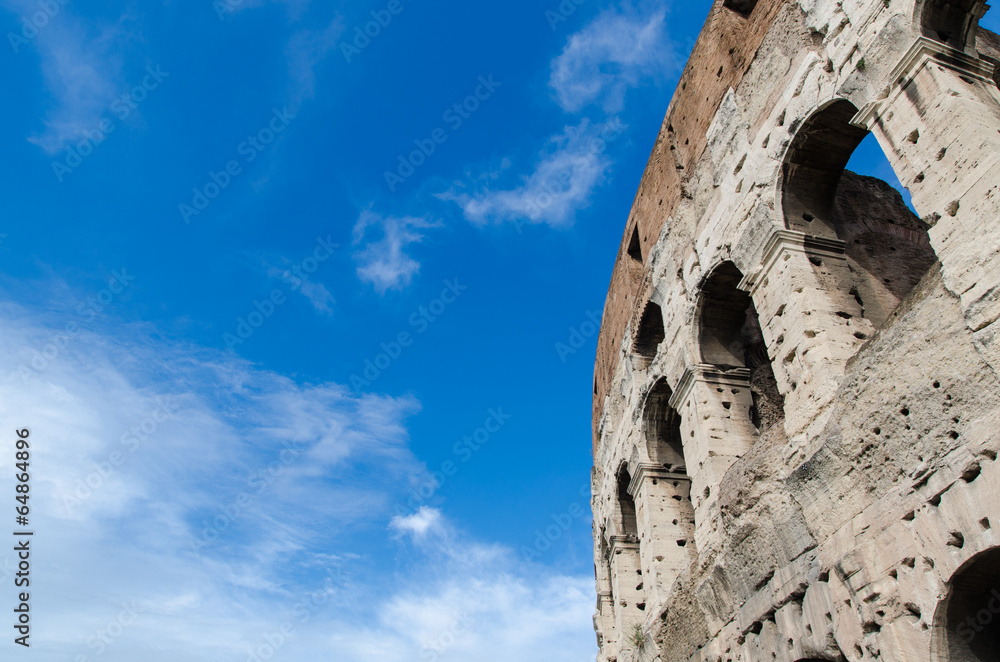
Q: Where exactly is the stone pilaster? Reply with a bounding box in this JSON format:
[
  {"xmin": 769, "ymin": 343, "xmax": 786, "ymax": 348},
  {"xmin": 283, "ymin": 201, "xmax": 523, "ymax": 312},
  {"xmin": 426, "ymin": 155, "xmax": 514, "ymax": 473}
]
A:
[
  {"xmin": 609, "ymin": 535, "xmax": 645, "ymax": 640},
  {"xmin": 741, "ymin": 229, "xmax": 874, "ymax": 438},
  {"xmin": 628, "ymin": 463, "xmax": 696, "ymax": 609},
  {"xmin": 669, "ymin": 365, "xmax": 755, "ymax": 553}
]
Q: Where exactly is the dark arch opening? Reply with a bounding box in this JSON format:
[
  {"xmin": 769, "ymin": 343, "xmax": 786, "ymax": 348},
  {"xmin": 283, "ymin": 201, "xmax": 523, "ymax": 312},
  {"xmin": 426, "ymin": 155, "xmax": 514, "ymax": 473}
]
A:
[
  {"xmin": 616, "ymin": 465, "xmax": 638, "ymax": 537},
  {"xmin": 699, "ymin": 262, "xmax": 785, "ymax": 433},
  {"xmin": 723, "ymin": 0, "xmax": 758, "ymax": 16},
  {"xmin": 627, "ymin": 225, "xmax": 643, "ymax": 263},
  {"xmin": 939, "ymin": 547, "xmax": 1000, "ymax": 661},
  {"xmin": 642, "ymin": 379, "xmax": 686, "ymax": 473},
  {"xmin": 633, "ymin": 301, "xmax": 665, "ymax": 367},
  {"xmin": 782, "ymin": 100, "xmax": 938, "ymax": 329},
  {"xmin": 921, "ymin": 0, "xmax": 986, "ymax": 49}
]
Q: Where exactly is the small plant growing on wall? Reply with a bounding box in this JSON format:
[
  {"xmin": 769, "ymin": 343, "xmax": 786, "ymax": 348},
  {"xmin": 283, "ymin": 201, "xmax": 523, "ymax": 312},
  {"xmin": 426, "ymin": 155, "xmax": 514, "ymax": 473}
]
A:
[{"xmin": 628, "ymin": 623, "xmax": 645, "ymax": 650}]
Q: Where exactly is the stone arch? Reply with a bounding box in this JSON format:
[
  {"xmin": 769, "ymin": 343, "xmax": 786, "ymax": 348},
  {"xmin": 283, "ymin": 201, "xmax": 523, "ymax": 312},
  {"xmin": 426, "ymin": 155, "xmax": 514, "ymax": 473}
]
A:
[
  {"xmin": 781, "ymin": 99, "xmax": 868, "ymax": 238},
  {"xmin": 917, "ymin": 0, "xmax": 988, "ymax": 50},
  {"xmin": 615, "ymin": 464, "xmax": 639, "ymax": 537},
  {"xmin": 780, "ymin": 99, "xmax": 938, "ymax": 329},
  {"xmin": 633, "ymin": 301, "xmax": 665, "ymax": 368},
  {"xmin": 698, "ymin": 261, "xmax": 785, "ymax": 432},
  {"xmin": 642, "ymin": 378, "xmax": 686, "ymax": 472},
  {"xmin": 932, "ymin": 546, "xmax": 1000, "ymax": 661},
  {"xmin": 699, "ymin": 261, "xmax": 749, "ymax": 368}
]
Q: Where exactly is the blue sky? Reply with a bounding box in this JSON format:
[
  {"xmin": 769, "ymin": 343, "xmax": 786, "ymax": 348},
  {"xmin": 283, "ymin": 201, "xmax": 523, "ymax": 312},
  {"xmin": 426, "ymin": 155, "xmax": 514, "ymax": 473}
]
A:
[{"xmin": 1, "ymin": 1, "xmax": 997, "ymax": 660}]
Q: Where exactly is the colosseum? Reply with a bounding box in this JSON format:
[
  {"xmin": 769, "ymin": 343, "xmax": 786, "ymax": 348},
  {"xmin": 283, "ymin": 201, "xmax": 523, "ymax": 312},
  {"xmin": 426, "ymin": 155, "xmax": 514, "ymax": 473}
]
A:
[{"xmin": 589, "ymin": 0, "xmax": 1000, "ymax": 660}]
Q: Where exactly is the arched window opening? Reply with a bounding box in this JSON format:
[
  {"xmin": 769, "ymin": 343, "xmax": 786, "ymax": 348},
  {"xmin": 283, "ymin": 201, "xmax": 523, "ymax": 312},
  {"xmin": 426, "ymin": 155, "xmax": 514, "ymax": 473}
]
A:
[
  {"xmin": 723, "ymin": 0, "xmax": 758, "ymax": 16},
  {"xmin": 616, "ymin": 466, "xmax": 639, "ymax": 537},
  {"xmin": 699, "ymin": 263, "xmax": 785, "ymax": 434},
  {"xmin": 921, "ymin": 0, "xmax": 986, "ymax": 50},
  {"xmin": 938, "ymin": 547, "xmax": 1000, "ymax": 661},
  {"xmin": 627, "ymin": 225, "xmax": 643, "ymax": 263},
  {"xmin": 633, "ymin": 301, "xmax": 665, "ymax": 367},
  {"xmin": 642, "ymin": 378, "xmax": 686, "ymax": 473},
  {"xmin": 782, "ymin": 100, "xmax": 938, "ymax": 329}
]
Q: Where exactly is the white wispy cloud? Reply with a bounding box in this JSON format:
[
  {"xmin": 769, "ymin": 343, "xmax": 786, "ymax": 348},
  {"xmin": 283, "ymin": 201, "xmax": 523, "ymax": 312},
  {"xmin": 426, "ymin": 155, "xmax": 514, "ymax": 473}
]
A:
[
  {"xmin": 6, "ymin": 2, "xmax": 127, "ymax": 155},
  {"xmin": 285, "ymin": 16, "xmax": 345, "ymax": 109},
  {"xmin": 215, "ymin": 0, "xmax": 311, "ymax": 21},
  {"xmin": 352, "ymin": 211, "xmax": 439, "ymax": 293},
  {"xmin": 549, "ymin": 5, "xmax": 674, "ymax": 114},
  {"xmin": 390, "ymin": 506, "xmax": 443, "ymax": 538},
  {"xmin": 440, "ymin": 118, "xmax": 625, "ymax": 228},
  {"xmin": 0, "ymin": 284, "xmax": 597, "ymax": 662},
  {"xmin": 439, "ymin": 3, "xmax": 672, "ymax": 229}
]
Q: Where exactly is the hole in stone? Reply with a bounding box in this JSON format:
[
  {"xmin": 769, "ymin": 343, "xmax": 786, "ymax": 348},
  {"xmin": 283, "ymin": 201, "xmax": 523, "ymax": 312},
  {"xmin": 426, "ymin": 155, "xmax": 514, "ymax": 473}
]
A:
[{"xmin": 961, "ymin": 463, "xmax": 981, "ymax": 482}]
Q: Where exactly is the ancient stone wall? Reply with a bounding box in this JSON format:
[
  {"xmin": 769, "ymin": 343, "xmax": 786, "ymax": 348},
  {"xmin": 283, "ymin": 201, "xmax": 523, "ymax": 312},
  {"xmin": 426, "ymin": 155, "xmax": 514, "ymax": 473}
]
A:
[{"xmin": 591, "ymin": 1, "xmax": 1000, "ymax": 660}]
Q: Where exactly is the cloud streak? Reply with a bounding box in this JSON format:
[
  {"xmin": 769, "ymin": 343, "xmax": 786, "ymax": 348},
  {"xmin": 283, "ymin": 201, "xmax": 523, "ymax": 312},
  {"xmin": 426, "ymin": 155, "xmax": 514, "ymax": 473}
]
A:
[
  {"xmin": 441, "ymin": 118, "xmax": 625, "ymax": 228},
  {"xmin": 14, "ymin": 6, "xmax": 125, "ymax": 154},
  {"xmin": 352, "ymin": 211, "xmax": 439, "ymax": 293},
  {"xmin": 549, "ymin": 5, "xmax": 674, "ymax": 114}
]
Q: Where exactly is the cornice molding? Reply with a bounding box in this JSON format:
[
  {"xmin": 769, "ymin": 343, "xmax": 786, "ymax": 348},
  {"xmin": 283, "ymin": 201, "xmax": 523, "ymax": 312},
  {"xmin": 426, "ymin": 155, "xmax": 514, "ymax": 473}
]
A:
[
  {"xmin": 739, "ymin": 229, "xmax": 846, "ymax": 295},
  {"xmin": 668, "ymin": 363, "xmax": 751, "ymax": 410},
  {"xmin": 854, "ymin": 36, "xmax": 996, "ymax": 130}
]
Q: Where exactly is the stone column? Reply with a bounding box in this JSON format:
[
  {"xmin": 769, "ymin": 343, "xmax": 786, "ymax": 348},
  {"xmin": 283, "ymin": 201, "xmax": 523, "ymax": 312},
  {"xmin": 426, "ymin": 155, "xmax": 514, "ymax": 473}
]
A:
[
  {"xmin": 629, "ymin": 463, "xmax": 696, "ymax": 609},
  {"xmin": 741, "ymin": 230, "xmax": 874, "ymax": 438},
  {"xmin": 669, "ymin": 365, "xmax": 756, "ymax": 553},
  {"xmin": 609, "ymin": 535, "xmax": 645, "ymax": 641},
  {"xmin": 594, "ymin": 590, "xmax": 617, "ymax": 662},
  {"xmin": 854, "ymin": 37, "xmax": 1000, "ymax": 374}
]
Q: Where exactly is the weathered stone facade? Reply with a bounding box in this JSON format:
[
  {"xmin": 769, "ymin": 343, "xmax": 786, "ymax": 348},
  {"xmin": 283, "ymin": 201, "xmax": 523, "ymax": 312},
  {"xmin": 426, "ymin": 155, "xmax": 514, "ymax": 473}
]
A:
[{"xmin": 590, "ymin": 1, "xmax": 1000, "ymax": 660}]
